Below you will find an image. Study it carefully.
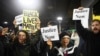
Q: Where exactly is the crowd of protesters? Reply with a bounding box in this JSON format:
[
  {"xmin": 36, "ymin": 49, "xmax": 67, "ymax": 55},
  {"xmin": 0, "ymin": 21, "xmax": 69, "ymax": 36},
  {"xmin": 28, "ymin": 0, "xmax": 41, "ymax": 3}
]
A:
[{"xmin": 0, "ymin": 7, "xmax": 100, "ymax": 56}]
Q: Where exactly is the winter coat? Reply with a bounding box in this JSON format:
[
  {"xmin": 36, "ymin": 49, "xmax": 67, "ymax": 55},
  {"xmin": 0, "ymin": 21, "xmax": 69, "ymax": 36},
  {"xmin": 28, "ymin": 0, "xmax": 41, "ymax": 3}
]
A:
[{"xmin": 75, "ymin": 20, "xmax": 100, "ymax": 56}]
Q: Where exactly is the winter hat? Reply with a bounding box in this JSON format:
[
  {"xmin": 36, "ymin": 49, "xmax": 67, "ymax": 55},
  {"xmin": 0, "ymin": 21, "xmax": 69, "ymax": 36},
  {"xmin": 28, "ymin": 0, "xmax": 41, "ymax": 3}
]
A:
[
  {"xmin": 59, "ymin": 31, "xmax": 71, "ymax": 40},
  {"xmin": 59, "ymin": 31, "xmax": 74, "ymax": 47},
  {"xmin": 1, "ymin": 21, "xmax": 9, "ymax": 28}
]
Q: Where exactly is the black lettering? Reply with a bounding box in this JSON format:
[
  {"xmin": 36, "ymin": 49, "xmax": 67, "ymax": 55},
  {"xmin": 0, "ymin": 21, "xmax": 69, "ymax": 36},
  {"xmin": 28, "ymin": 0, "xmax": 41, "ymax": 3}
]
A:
[
  {"xmin": 42, "ymin": 28, "xmax": 56, "ymax": 33},
  {"xmin": 45, "ymin": 35, "xmax": 49, "ymax": 39},
  {"xmin": 23, "ymin": 17, "xmax": 36, "ymax": 24},
  {"xmin": 27, "ymin": 18, "xmax": 32, "ymax": 23},
  {"xmin": 75, "ymin": 10, "xmax": 88, "ymax": 13},
  {"xmin": 76, "ymin": 15, "xmax": 85, "ymax": 18},
  {"xmin": 31, "ymin": 25, "xmax": 36, "ymax": 30},
  {"xmin": 24, "ymin": 11, "xmax": 39, "ymax": 17},
  {"xmin": 50, "ymin": 36, "xmax": 54, "ymax": 38},
  {"xmin": 31, "ymin": 18, "xmax": 36, "ymax": 24},
  {"xmin": 45, "ymin": 35, "xmax": 54, "ymax": 39},
  {"xmin": 54, "ymin": 29, "xmax": 56, "ymax": 32},
  {"xmin": 23, "ymin": 23, "xmax": 32, "ymax": 29},
  {"xmin": 23, "ymin": 17, "xmax": 26, "ymax": 23}
]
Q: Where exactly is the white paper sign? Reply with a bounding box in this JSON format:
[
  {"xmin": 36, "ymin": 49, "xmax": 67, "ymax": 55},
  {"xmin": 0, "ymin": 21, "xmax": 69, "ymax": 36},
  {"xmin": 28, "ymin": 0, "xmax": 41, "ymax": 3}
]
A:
[
  {"xmin": 19, "ymin": 26, "xmax": 23, "ymax": 30},
  {"xmin": 15, "ymin": 14, "xmax": 23, "ymax": 25},
  {"xmin": 73, "ymin": 8, "xmax": 90, "ymax": 20},
  {"xmin": 41, "ymin": 25, "xmax": 59, "ymax": 41},
  {"xmin": 81, "ymin": 19, "xmax": 89, "ymax": 28},
  {"xmin": 73, "ymin": 8, "xmax": 89, "ymax": 28}
]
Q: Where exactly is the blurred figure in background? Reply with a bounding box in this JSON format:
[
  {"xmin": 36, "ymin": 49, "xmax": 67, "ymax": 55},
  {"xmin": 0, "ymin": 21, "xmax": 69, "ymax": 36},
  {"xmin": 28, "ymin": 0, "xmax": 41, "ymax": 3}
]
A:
[{"xmin": 0, "ymin": 24, "xmax": 9, "ymax": 56}]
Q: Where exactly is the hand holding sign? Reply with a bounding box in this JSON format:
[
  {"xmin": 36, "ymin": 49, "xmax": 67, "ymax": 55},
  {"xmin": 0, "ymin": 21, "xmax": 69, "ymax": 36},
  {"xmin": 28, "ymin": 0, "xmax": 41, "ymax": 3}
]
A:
[
  {"xmin": 47, "ymin": 39, "xmax": 53, "ymax": 49},
  {"xmin": 73, "ymin": 8, "xmax": 90, "ymax": 20},
  {"xmin": 13, "ymin": 19, "xmax": 17, "ymax": 27},
  {"xmin": 78, "ymin": 7, "xmax": 84, "ymax": 10},
  {"xmin": 36, "ymin": 18, "xmax": 41, "ymax": 30},
  {"xmin": 73, "ymin": 7, "xmax": 90, "ymax": 28}
]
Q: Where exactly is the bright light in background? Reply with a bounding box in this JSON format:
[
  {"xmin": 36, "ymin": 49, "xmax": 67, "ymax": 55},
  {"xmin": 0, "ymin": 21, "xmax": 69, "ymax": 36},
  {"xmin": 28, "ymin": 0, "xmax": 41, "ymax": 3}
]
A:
[
  {"xmin": 18, "ymin": 0, "xmax": 33, "ymax": 7},
  {"xmin": 57, "ymin": 16, "xmax": 63, "ymax": 34},
  {"xmin": 57, "ymin": 17, "xmax": 63, "ymax": 21},
  {"xmin": 4, "ymin": 21, "xmax": 8, "ymax": 24},
  {"xmin": 17, "ymin": 0, "xmax": 42, "ymax": 9}
]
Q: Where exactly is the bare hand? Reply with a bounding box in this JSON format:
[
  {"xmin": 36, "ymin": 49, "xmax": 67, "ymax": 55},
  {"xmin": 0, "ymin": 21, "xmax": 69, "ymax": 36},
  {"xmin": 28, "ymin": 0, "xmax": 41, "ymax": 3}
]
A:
[
  {"xmin": 78, "ymin": 7, "xmax": 84, "ymax": 10},
  {"xmin": 47, "ymin": 39, "xmax": 53, "ymax": 49}
]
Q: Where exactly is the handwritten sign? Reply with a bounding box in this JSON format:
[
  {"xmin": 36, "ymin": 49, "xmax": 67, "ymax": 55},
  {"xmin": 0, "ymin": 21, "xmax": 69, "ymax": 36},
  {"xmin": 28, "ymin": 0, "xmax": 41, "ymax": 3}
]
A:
[
  {"xmin": 73, "ymin": 8, "xmax": 90, "ymax": 20},
  {"xmin": 73, "ymin": 8, "xmax": 90, "ymax": 28},
  {"xmin": 15, "ymin": 14, "xmax": 23, "ymax": 25},
  {"xmin": 22, "ymin": 10, "xmax": 39, "ymax": 33},
  {"xmin": 41, "ymin": 25, "xmax": 59, "ymax": 41}
]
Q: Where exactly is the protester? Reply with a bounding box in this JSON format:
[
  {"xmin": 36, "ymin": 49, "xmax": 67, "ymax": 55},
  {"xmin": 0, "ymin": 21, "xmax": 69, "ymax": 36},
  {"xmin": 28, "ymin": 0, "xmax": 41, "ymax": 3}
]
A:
[
  {"xmin": 75, "ymin": 7, "xmax": 100, "ymax": 56},
  {"xmin": 8, "ymin": 30, "xmax": 43, "ymax": 56},
  {"xmin": 0, "ymin": 26, "xmax": 5, "ymax": 56},
  {"xmin": 46, "ymin": 32, "xmax": 78, "ymax": 56},
  {"xmin": 0, "ymin": 25, "xmax": 9, "ymax": 56}
]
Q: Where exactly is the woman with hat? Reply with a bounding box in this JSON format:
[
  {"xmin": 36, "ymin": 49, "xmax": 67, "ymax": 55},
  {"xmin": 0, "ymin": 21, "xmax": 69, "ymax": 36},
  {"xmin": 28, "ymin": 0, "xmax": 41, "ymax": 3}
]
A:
[{"xmin": 46, "ymin": 32, "xmax": 78, "ymax": 56}]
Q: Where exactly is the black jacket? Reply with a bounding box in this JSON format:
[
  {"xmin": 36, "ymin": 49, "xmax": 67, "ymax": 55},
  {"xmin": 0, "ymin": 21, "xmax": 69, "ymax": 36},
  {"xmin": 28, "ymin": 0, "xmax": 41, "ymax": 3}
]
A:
[
  {"xmin": 0, "ymin": 37, "xmax": 5, "ymax": 56},
  {"xmin": 0, "ymin": 35, "xmax": 9, "ymax": 56},
  {"xmin": 75, "ymin": 20, "xmax": 100, "ymax": 56},
  {"xmin": 47, "ymin": 46, "xmax": 78, "ymax": 56},
  {"xmin": 7, "ymin": 30, "xmax": 39, "ymax": 56},
  {"xmin": 8, "ymin": 39, "xmax": 40, "ymax": 56}
]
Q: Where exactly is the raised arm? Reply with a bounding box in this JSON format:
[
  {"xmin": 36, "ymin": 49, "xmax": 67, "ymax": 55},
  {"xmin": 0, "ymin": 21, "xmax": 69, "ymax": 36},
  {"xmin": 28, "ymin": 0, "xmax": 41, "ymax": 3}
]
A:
[{"xmin": 75, "ymin": 20, "xmax": 90, "ymax": 40}]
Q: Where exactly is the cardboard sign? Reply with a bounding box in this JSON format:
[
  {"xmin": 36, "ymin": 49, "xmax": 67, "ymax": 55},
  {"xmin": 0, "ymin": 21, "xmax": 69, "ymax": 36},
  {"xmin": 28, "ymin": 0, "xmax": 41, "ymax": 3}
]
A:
[
  {"xmin": 73, "ymin": 8, "xmax": 90, "ymax": 20},
  {"xmin": 22, "ymin": 10, "xmax": 39, "ymax": 33},
  {"xmin": 15, "ymin": 14, "xmax": 23, "ymax": 25},
  {"xmin": 41, "ymin": 25, "xmax": 59, "ymax": 41}
]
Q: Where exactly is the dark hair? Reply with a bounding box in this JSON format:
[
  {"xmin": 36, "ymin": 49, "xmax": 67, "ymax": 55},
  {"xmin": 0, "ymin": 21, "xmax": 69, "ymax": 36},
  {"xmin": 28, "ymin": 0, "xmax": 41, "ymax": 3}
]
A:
[
  {"xmin": 14, "ymin": 30, "xmax": 30, "ymax": 44},
  {"xmin": 47, "ymin": 21, "xmax": 58, "ymax": 26},
  {"xmin": 59, "ymin": 31, "xmax": 71, "ymax": 41},
  {"xmin": 59, "ymin": 32, "xmax": 74, "ymax": 47},
  {"xmin": 1, "ymin": 21, "xmax": 9, "ymax": 28},
  {"xmin": 92, "ymin": 19, "xmax": 100, "ymax": 24}
]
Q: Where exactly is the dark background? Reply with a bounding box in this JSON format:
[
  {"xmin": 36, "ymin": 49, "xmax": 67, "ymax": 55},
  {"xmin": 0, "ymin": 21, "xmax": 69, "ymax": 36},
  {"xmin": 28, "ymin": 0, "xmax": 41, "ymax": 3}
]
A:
[{"xmin": 0, "ymin": 0, "xmax": 100, "ymax": 30}]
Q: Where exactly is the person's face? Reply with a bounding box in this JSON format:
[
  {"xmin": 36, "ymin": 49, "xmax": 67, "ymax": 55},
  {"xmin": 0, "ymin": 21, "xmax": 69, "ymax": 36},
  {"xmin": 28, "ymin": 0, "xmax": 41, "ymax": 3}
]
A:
[
  {"xmin": 2, "ymin": 27, "xmax": 9, "ymax": 35},
  {"xmin": 91, "ymin": 21, "xmax": 100, "ymax": 34},
  {"xmin": 3, "ymin": 27, "xmax": 8, "ymax": 33},
  {"xmin": 61, "ymin": 35, "xmax": 70, "ymax": 47},
  {"xmin": 18, "ymin": 32, "xmax": 26, "ymax": 44}
]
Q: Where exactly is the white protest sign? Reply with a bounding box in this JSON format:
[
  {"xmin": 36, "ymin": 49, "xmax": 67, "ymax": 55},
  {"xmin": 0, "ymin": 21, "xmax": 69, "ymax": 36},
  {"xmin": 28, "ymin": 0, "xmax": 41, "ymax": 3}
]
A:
[
  {"xmin": 73, "ymin": 8, "xmax": 90, "ymax": 20},
  {"xmin": 41, "ymin": 25, "xmax": 59, "ymax": 41},
  {"xmin": 73, "ymin": 8, "xmax": 89, "ymax": 28},
  {"xmin": 81, "ymin": 19, "xmax": 89, "ymax": 28},
  {"xmin": 15, "ymin": 14, "xmax": 23, "ymax": 25}
]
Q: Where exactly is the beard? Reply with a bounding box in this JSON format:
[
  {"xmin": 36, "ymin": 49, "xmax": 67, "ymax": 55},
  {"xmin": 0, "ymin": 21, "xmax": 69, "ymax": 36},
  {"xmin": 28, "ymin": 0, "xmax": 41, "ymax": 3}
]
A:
[{"xmin": 92, "ymin": 28, "xmax": 100, "ymax": 34}]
